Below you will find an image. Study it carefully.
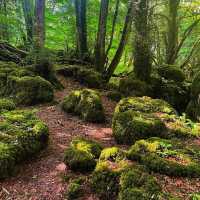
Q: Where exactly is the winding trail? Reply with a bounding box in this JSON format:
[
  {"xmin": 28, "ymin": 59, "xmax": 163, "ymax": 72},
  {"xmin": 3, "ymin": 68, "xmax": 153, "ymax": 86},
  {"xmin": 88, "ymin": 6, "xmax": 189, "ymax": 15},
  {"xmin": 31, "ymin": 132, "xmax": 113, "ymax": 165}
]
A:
[{"xmin": 0, "ymin": 76, "xmax": 200, "ymax": 200}]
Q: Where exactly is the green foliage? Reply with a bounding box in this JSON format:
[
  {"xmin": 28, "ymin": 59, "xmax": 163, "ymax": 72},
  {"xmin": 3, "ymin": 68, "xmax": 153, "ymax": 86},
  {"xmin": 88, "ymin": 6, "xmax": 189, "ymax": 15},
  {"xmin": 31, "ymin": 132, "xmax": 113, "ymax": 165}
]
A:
[{"xmin": 62, "ymin": 89, "xmax": 105, "ymax": 122}]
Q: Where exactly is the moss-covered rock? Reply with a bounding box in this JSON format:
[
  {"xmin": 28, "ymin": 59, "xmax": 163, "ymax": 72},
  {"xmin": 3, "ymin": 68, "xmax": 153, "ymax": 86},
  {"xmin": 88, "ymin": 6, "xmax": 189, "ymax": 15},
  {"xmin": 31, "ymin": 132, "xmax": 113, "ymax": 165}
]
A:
[
  {"xmin": 0, "ymin": 98, "xmax": 16, "ymax": 112},
  {"xmin": 7, "ymin": 76, "xmax": 54, "ymax": 105},
  {"xmin": 118, "ymin": 168, "xmax": 161, "ymax": 200},
  {"xmin": 76, "ymin": 68, "xmax": 104, "ymax": 88},
  {"xmin": 114, "ymin": 96, "xmax": 176, "ymax": 115},
  {"xmin": 158, "ymin": 65, "xmax": 185, "ymax": 82},
  {"xmin": 119, "ymin": 77, "xmax": 151, "ymax": 97},
  {"xmin": 128, "ymin": 138, "xmax": 200, "ymax": 177},
  {"xmin": 113, "ymin": 110, "xmax": 166, "ymax": 144},
  {"xmin": 106, "ymin": 90, "xmax": 122, "ymax": 102},
  {"xmin": 56, "ymin": 65, "xmax": 80, "ymax": 77},
  {"xmin": 64, "ymin": 138, "xmax": 102, "ymax": 172},
  {"xmin": 62, "ymin": 89, "xmax": 105, "ymax": 122},
  {"xmin": 0, "ymin": 109, "xmax": 49, "ymax": 179}
]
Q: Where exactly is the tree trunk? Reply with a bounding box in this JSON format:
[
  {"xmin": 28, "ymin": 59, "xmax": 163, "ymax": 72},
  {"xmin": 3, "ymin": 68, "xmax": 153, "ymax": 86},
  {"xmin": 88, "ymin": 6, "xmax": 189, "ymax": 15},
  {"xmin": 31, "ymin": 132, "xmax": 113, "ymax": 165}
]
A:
[
  {"xmin": 0, "ymin": 0, "xmax": 9, "ymax": 41},
  {"xmin": 133, "ymin": 0, "xmax": 152, "ymax": 81},
  {"xmin": 94, "ymin": 0, "xmax": 109, "ymax": 72},
  {"xmin": 166, "ymin": 0, "xmax": 180, "ymax": 65},
  {"xmin": 34, "ymin": 0, "xmax": 45, "ymax": 50},
  {"xmin": 104, "ymin": 0, "xmax": 133, "ymax": 81},
  {"xmin": 22, "ymin": 0, "xmax": 34, "ymax": 46},
  {"xmin": 74, "ymin": 0, "xmax": 88, "ymax": 59}
]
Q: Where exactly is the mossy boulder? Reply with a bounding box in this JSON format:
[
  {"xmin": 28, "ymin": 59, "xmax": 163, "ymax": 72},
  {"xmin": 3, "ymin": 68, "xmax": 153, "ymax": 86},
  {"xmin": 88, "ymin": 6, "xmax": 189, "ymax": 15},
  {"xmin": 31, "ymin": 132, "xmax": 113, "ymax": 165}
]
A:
[
  {"xmin": 62, "ymin": 89, "xmax": 105, "ymax": 122},
  {"xmin": 7, "ymin": 76, "xmax": 54, "ymax": 105},
  {"xmin": 76, "ymin": 68, "xmax": 104, "ymax": 88},
  {"xmin": 106, "ymin": 90, "xmax": 122, "ymax": 102},
  {"xmin": 56, "ymin": 65, "xmax": 80, "ymax": 77},
  {"xmin": 0, "ymin": 109, "xmax": 49, "ymax": 179},
  {"xmin": 0, "ymin": 98, "xmax": 16, "ymax": 112},
  {"xmin": 113, "ymin": 110, "xmax": 166, "ymax": 144},
  {"xmin": 118, "ymin": 168, "xmax": 161, "ymax": 200},
  {"xmin": 158, "ymin": 65, "xmax": 185, "ymax": 82},
  {"xmin": 128, "ymin": 138, "xmax": 200, "ymax": 177},
  {"xmin": 112, "ymin": 97, "xmax": 176, "ymax": 144},
  {"xmin": 119, "ymin": 77, "xmax": 151, "ymax": 97},
  {"xmin": 64, "ymin": 138, "xmax": 102, "ymax": 172}
]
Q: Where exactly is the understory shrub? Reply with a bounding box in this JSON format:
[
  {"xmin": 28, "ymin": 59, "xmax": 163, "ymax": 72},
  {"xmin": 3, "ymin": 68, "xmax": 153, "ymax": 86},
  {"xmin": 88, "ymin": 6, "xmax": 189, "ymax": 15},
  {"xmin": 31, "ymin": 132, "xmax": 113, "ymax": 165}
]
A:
[
  {"xmin": 0, "ymin": 109, "xmax": 49, "ymax": 179},
  {"xmin": 62, "ymin": 89, "xmax": 105, "ymax": 122},
  {"xmin": 64, "ymin": 137, "xmax": 102, "ymax": 172},
  {"xmin": 0, "ymin": 98, "xmax": 16, "ymax": 112}
]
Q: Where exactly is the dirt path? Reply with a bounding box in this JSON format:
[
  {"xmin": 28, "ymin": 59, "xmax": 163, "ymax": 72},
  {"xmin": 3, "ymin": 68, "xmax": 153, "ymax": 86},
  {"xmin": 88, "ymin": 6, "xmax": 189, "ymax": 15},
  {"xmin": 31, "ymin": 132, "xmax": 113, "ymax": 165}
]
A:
[
  {"xmin": 0, "ymin": 77, "xmax": 116, "ymax": 200},
  {"xmin": 1, "ymin": 77, "xmax": 200, "ymax": 200}
]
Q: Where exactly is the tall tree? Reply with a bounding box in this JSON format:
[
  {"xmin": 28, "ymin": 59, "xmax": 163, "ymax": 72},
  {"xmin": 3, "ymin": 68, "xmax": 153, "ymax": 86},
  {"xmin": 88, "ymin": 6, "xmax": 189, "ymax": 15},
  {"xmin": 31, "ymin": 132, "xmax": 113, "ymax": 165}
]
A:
[
  {"xmin": 104, "ymin": 0, "xmax": 133, "ymax": 81},
  {"xmin": 133, "ymin": 0, "xmax": 152, "ymax": 81},
  {"xmin": 166, "ymin": 0, "xmax": 180, "ymax": 65},
  {"xmin": 74, "ymin": 0, "xmax": 88, "ymax": 59},
  {"xmin": 34, "ymin": 0, "xmax": 45, "ymax": 50},
  {"xmin": 94, "ymin": 0, "xmax": 109, "ymax": 72},
  {"xmin": 22, "ymin": 0, "xmax": 34, "ymax": 46}
]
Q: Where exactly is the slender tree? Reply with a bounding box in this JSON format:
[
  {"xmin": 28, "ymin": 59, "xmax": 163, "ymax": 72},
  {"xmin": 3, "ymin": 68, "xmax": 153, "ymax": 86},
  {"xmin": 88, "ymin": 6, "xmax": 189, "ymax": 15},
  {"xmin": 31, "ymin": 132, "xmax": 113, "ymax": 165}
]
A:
[
  {"xmin": 74, "ymin": 0, "xmax": 88, "ymax": 59},
  {"xmin": 22, "ymin": 0, "xmax": 34, "ymax": 46},
  {"xmin": 34, "ymin": 0, "xmax": 45, "ymax": 50},
  {"xmin": 94, "ymin": 0, "xmax": 109, "ymax": 72},
  {"xmin": 104, "ymin": 0, "xmax": 133, "ymax": 81},
  {"xmin": 133, "ymin": 0, "xmax": 152, "ymax": 81}
]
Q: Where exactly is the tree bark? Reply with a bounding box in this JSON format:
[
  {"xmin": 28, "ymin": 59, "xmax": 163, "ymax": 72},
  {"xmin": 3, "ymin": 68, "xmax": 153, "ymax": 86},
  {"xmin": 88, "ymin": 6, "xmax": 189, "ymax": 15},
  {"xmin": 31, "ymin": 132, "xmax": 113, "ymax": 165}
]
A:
[
  {"xmin": 104, "ymin": 0, "xmax": 133, "ymax": 81},
  {"xmin": 74, "ymin": 0, "xmax": 88, "ymax": 59},
  {"xmin": 166, "ymin": 0, "xmax": 180, "ymax": 65},
  {"xmin": 34, "ymin": 0, "xmax": 45, "ymax": 50},
  {"xmin": 133, "ymin": 0, "xmax": 152, "ymax": 81},
  {"xmin": 22, "ymin": 0, "xmax": 34, "ymax": 46},
  {"xmin": 94, "ymin": 0, "xmax": 109, "ymax": 72}
]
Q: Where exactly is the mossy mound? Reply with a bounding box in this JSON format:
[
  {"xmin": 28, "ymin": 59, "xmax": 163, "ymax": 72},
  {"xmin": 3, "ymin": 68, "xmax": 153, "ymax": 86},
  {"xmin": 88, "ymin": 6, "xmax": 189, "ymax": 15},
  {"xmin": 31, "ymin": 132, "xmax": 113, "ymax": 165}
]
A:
[
  {"xmin": 112, "ymin": 97, "xmax": 176, "ymax": 144},
  {"xmin": 186, "ymin": 72, "xmax": 200, "ymax": 121},
  {"xmin": 118, "ymin": 168, "xmax": 161, "ymax": 200},
  {"xmin": 62, "ymin": 89, "xmax": 105, "ymax": 122},
  {"xmin": 0, "ymin": 109, "xmax": 49, "ymax": 179},
  {"xmin": 56, "ymin": 65, "xmax": 80, "ymax": 77},
  {"xmin": 158, "ymin": 65, "xmax": 185, "ymax": 82},
  {"xmin": 112, "ymin": 110, "xmax": 166, "ymax": 144},
  {"xmin": 114, "ymin": 96, "xmax": 176, "ymax": 115},
  {"xmin": 128, "ymin": 138, "xmax": 200, "ymax": 177},
  {"xmin": 0, "ymin": 98, "xmax": 16, "ymax": 112},
  {"xmin": 119, "ymin": 77, "xmax": 151, "ymax": 97},
  {"xmin": 106, "ymin": 90, "xmax": 122, "ymax": 102},
  {"xmin": 64, "ymin": 137, "xmax": 102, "ymax": 172},
  {"xmin": 76, "ymin": 68, "xmax": 104, "ymax": 88},
  {"xmin": 7, "ymin": 76, "xmax": 54, "ymax": 105}
]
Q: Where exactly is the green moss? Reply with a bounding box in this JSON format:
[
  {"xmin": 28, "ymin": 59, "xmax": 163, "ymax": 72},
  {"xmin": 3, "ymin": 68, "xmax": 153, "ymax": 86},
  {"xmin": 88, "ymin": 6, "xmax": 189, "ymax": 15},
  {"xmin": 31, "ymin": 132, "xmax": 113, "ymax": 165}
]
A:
[
  {"xmin": 64, "ymin": 147, "xmax": 96, "ymax": 172},
  {"xmin": 0, "ymin": 109, "xmax": 49, "ymax": 179},
  {"xmin": 158, "ymin": 65, "xmax": 185, "ymax": 82},
  {"xmin": 62, "ymin": 89, "xmax": 105, "ymax": 123},
  {"xmin": 0, "ymin": 72, "xmax": 7, "ymax": 96},
  {"xmin": 190, "ymin": 193, "xmax": 200, "ymax": 200},
  {"xmin": 113, "ymin": 110, "xmax": 166, "ymax": 144},
  {"xmin": 7, "ymin": 76, "xmax": 54, "ymax": 105},
  {"xmin": 99, "ymin": 147, "xmax": 126, "ymax": 162},
  {"xmin": 76, "ymin": 68, "xmax": 103, "ymax": 88},
  {"xmin": 71, "ymin": 137, "xmax": 102, "ymax": 158},
  {"xmin": 118, "ymin": 168, "xmax": 161, "ymax": 200},
  {"xmin": 119, "ymin": 78, "xmax": 151, "ymax": 97},
  {"xmin": 0, "ymin": 98, "xmax": 16, "ymax": 111},
  {"xmin": 64, "ymin": 138, "xmax": 102, "ymax": 172},
  {"xmin": 115, "ymin": 97, "xmax": 176, "ymax": 115},
  {"xmin": 128, "ymin": 138, "xmax": 200, "ymax": 177}
]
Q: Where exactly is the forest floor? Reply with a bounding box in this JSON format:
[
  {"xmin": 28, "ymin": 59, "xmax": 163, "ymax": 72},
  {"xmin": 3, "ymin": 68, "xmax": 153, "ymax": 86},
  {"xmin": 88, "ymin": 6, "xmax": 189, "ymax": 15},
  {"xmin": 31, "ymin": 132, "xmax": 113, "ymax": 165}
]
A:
[{"xmin": 0, "ymin": 76, "xmax": 200, "ymax": 200}]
